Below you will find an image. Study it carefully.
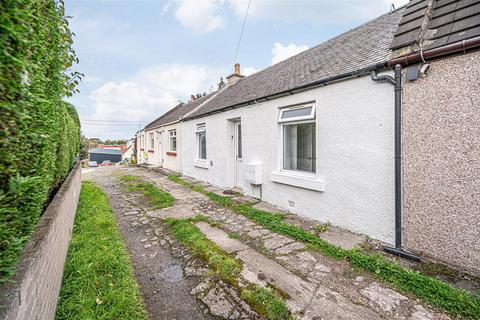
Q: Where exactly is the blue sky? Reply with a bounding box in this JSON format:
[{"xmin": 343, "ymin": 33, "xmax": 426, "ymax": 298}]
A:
[{"xmin": 65, "ymin": 0, "xmax": 407, "ymax": 140}]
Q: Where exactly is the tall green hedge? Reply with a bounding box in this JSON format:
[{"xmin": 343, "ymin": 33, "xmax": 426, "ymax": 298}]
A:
[{"xmin": 0, "ymin": 0, "xmax": 81, "ymax": 282}]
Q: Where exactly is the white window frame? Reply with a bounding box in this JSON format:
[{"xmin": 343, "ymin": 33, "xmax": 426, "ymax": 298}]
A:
[
  {"xmin": 169, "ymin": 129, "xmax": 177, "ymax": 152},
  {"xmin": 280, "ymin": 120, "xmax": 316, "ymax": 175},
  {"xmin": 278, "ymin": 103, "xmax": 315, "ymax": 123},
  {"xmin": 270, "ymin": 102, "xmax": 324, "ymax": 192},
  {"xmin": 196, "ymin": 123, "xmax": 207, "ymax": 161}
]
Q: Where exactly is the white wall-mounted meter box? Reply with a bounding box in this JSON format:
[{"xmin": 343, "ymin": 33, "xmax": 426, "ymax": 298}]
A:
[{"xmin": 245, "ymin": 162, "xmax": 263, "ymax": 185}]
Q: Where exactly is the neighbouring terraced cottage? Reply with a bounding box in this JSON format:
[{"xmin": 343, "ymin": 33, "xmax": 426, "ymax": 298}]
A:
[
  {"xmin": 389, "ymin": 0, "xmax": 480, "ymax": 276},
  {"xmin": 137, "ymin": 0, "xmax": 480, "ymax": 275},
  {"xmin": 136, "ymin": 93, "xmax": 215, "ymax": 171}
]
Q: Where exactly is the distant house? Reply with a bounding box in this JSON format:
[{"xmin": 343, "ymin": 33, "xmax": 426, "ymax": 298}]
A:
[
  {"xmin": 122, "ymin": 138, "xmax": 135, "ymax": 161},
  {"xmin": 136, "ymin": 93, "xmax": 215, "ymax": 172},
  {"xmin": 389, "ymin": 0, "xmax": 480, "ymax": 275},
  {"xmin": 88, "ymin": 148, "xmax": 122, "ymax": 163}
]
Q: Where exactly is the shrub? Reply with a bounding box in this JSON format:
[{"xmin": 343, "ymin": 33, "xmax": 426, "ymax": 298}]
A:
[{"xmin": 0, "ymin": 0, "xmax": 81, "ymax": 282}]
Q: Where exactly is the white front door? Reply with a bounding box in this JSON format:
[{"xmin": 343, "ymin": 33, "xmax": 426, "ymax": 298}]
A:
[
  {"xmin": 233, "ymin": 120, "xmax": 244, "ymax": 187},
  {"xmin": 156, "ymin": 131, "xmax": 163, "ymax": 166}
]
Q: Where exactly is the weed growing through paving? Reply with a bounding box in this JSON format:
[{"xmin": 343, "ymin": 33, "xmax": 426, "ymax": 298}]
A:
[
  {"xmin": 165, "ymin": 217, "xmax": 242, "ymax": 284},
  {"xmin": 227, "ymin": 231, "xmax": 241, "ymax": 239},
  {"xmin": 167, "ymin": 174, "xmax": 480, "ymax": 319},
  {"xmin": 121, "ymin": 175, "xmax": 175, "ymax": 209},
  {"xmin": 241, "ymin": 286, "xmax": 292, "ymax": 320},
  {"xmin": 120, "ymin": 175, "xmax": 139, "ymax": 182},
  {"xmin": 56, "ymin": 181, "xmax": 148, "ymax": 320},
  {"xmin": 314, "ymin": 222, "xmax": 330, "ymax": 233},
  {"xmin": 165, "ymin": 216, "xmax": 294, "ymax": 320}
]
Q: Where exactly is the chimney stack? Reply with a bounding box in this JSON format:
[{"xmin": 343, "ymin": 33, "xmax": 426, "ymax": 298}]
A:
[
  {"xmin": 190, "ymin": 95, "xmax": 196, "ymax": 101},
  {"xmin": 226, "ymin": 63, "xmax": 245, "ymax": 86}
]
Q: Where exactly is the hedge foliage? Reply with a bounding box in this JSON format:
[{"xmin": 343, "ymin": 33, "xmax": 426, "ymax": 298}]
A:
[{"xmin": 0, "ymin": 0, "xmax": 81, "ymax": 282}]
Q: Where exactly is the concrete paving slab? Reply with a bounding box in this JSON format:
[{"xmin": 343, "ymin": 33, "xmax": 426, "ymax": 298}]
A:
[
  {"xmin": 196, "ymin": 222, "xmax": 249, "ymax": 253},
  {"xmin": 319, "ymin": 226, "xmax": 367, "ymax": 250},
  {"xmin": 360, "ymin": 282, "xmax": 408, "ymax": 313},
  {"xmin": 252, "ymin": 201, "xmax": 289, "ymax": 215},
  {"xmin": 149, "ymin": 204, "xmax": 198, "ymax": 219}
]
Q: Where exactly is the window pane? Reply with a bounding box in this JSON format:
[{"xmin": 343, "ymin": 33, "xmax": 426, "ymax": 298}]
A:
[
  {"xmin": 237, "ymin": 124, "xmax": 242, "ymax": 158},
  {"xmin": 196, "ymin": 124, "xmax": 206, "ymax": 132},
  {"xmin": 283, "ymin": 122, "xmax": 315, "ymax": 172},
  {"xmin": 281, "ymin": 106, "xmax": 312, "ymax": 119},
  {"xmin": 171, "ymin": 137, "xmax": 177, "ymax": 151},
  {"xmin": 198, "ymin": 131, "xmax": 206, "ymax": 160}
]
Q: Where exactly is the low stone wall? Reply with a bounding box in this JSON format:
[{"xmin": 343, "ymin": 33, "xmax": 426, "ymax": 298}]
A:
[{"xmin": 0, "ymin": 163, "xmax": 81, "ymax": 320}]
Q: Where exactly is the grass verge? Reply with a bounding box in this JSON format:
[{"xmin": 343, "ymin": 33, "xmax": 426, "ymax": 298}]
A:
[
  {"xmin": 165, "ymin": 216, "xmax": 292, "ymax": 320},
  {"xmin": 121, "ymin": 175, "xmax": 175, "ymax": 209},
  {"xmin": 56, "ymin": 181, "xmax": 148, "ymax": 320},
  {"xmin": 168, "ymin": 174, "xmax": 480, "ymax": 319}
]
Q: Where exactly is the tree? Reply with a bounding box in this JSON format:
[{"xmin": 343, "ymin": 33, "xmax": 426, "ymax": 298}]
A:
[
  {"xmin": 217, "ymin": 77, "xmax": 226, "ymax": 90},
  {"xmin": 80, "ymin": 134, "xmax": 89, "ymax": 159}
]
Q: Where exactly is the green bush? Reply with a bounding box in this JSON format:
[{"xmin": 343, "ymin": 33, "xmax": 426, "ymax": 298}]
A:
[{"xmin": 0, "ymin": 0, "xmax": 81, "ymax": 282}]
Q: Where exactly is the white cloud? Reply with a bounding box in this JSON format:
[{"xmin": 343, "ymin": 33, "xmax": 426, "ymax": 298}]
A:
[
  {"xmin": 229, "ymin": 0, "xmax": 409, "ymax": 24},
  {"xmin": 271, "ymin": 43, "xmax": 309, "ymax": 65},
  {"xmin": 242, "ymin": 66, "xmax": 257, "ymax": 76},
  {"xmin": 161, "ymin": 2, "xmax": 171, "ymax": 15},
  {"xmin": 84, "ymin": 64, "xmax": 219, "ymax": 139},
  {"xmin": 175, "ymin": 0, "xmax": 225, "ymax": 33}
]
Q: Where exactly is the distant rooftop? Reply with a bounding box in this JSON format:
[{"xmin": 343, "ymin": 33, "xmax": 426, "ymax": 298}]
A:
[
  {"xmin": 145, "ymin": 92, "xmax": 216, "ymax": 130},
  {"xmin": 88, "ymin": 148, "xmax": 122, "ymax": 155}
]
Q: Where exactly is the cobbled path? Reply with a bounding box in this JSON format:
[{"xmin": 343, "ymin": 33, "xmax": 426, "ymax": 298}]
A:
[{"xmin": 84, "ymin": 166, "xmax": 451, "ymax": 320}]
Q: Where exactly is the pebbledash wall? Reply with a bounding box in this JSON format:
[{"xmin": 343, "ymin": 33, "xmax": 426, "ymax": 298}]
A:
[
  {"xmin": 183, "ymin": 74, "xmax": 397, "ymax": 244},
  {"xmin": 403, "ymin": 51, "xmax": 480, "ymax": 276},
  {"xmin": 0, "ymin": 163, "xmax": 81, "ymax": 320}
]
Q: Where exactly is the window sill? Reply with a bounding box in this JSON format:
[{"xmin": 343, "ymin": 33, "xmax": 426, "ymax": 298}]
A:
[
  {"xmin": 166, "ymin": 151, "xmax": 177, "ymax": 156},
  {"xmin": 194, "ymin": 160, "xmax": 209, "ymax": 169},
  {"xmin": 270, "ymin": 171, "xmax": 324, "ymax": 192},
  {"xmin": 148, "ymin": 149, "xmax": 154, "ymax": 153}
]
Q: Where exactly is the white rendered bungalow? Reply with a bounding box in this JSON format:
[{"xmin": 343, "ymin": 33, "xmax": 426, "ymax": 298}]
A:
[
  {"xmin": 180, "ymin": 9, "xmax": 404, "ymax": 244},
  {"xmin": 137, "ymin": 94, "xmax": 215, "ymax": 172}
]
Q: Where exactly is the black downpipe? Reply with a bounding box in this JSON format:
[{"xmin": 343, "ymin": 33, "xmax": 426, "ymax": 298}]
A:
[{"xmin": 371, "ymin": 65, "xmax": 421, "ymax": 262}]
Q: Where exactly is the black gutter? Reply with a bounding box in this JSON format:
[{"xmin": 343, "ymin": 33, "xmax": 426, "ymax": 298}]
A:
[
  {"xmin": 184, "ymin": 62, "xmax": 388, "ymax": 121},
  {"xmin": 371, "ymin": 65, "xmax": 421, "ymax": 262}
]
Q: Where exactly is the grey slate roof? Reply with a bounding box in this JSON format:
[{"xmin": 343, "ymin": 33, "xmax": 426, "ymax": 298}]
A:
[
  {"xmin": 88, "ymin": 148, "xmax": 122, "ymax": 155},
  {"xmin": 185, "ymin": 8, "xmax": 404, "ymax": 119},
  {"xmin": 145, "ymin": 93, "xmax": 215, "ymax": 129},
  {"xmin": 391, "ymin": 0, "xmax": 480, "ymax": 50}
]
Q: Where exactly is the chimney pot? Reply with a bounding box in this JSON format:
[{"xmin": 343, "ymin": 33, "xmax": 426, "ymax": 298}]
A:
[{"xmin": 226, "ymin": 63, "xmax": 245, "ymax": 86}]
